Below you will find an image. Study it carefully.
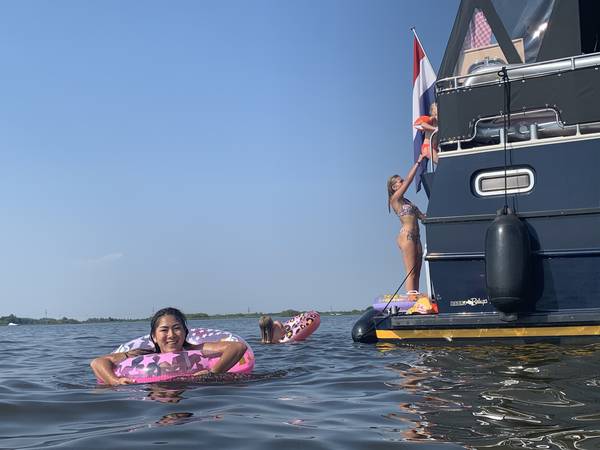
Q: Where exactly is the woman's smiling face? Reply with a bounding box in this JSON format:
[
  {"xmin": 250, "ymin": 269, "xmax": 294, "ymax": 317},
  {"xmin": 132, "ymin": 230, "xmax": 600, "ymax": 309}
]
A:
[{"xmin": 152, "ymin": 314, "xmax": 186, "ymax": 353}]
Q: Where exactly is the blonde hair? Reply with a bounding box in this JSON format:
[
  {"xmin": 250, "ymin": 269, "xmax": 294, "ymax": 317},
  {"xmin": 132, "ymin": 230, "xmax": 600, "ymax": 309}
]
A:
[
  {"xmin": 387, "ymin": 175, "xmax": 401, "ymax": 212},
  {"xmin": 430, "ymin": 102, "xmax": 437, "ymax": 116},
  {"xmin": 258, "ymin": 315, "xmax": 274, "ymax": 343}
]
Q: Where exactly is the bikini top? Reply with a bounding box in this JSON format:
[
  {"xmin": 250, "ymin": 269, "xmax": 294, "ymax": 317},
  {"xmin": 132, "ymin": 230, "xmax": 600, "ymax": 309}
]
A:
[{"xmin": 395, "ymin": 199, "xmax": 420, "ymax": 218}]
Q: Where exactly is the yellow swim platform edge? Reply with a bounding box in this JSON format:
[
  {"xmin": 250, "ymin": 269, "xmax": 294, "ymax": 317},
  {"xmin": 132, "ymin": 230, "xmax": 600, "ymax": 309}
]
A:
[
  {"xmin": 352, "ymin": 309, "xmax": 600, "ymax": 344},
  {"xmin": 376, "ymin": 325, "xmax": 600, "ymax": 341}
]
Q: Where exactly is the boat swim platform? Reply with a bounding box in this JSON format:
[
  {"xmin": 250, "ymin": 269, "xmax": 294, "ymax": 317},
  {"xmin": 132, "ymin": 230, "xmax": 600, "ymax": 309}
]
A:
[{"xmin": 374, "ymin": 309, "xmax": 600, "ymax": 344}]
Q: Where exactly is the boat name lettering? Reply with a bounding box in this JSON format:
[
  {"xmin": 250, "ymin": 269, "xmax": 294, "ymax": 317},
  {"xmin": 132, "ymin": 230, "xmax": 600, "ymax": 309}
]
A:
[{"xmin": 450, "ymin": 298, "xmax": 488, "ymax": 307}]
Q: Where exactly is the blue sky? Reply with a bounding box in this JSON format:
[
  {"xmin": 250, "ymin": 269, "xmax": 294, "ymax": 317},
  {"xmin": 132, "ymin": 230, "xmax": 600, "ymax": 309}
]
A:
[{"xmin": 0, "ymin": 0, "xmax": 459, "ymax": 319}]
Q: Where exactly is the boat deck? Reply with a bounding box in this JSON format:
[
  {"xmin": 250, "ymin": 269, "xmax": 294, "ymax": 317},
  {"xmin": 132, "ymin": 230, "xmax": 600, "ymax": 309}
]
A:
[{"xmin": 374, "ymin": 309, "xmax": 600, "ymax": 343}]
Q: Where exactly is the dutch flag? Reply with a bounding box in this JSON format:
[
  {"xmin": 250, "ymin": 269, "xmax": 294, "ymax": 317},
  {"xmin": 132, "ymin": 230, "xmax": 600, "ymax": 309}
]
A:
[{"xmin": 412, "ymin": 32, "xmax": 437, "ymax": 192}]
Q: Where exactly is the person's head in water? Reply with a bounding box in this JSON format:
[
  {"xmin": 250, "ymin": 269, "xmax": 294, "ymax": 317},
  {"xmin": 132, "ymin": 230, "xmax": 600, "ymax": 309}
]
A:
[
  {"xmin": 258, "ymin": 315, "xmax": 274, "ymax": 343},
  {"xmin": 150, "ymin": 307, "xmax": 190, "ymax": 353}
]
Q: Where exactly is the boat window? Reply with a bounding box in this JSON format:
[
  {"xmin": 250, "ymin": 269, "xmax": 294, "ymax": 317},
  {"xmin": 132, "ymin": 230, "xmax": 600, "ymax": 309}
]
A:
[
  {"xmin": 473, "ymin": 168, "xmax": 534, "ymax": 197},
  {"xmin": 580, "ymin": 1, "xmax": 600, "ymax": 54},
  {"xmin": 455, "ymin": 8, "xmax": 509, "ymax": 78},
  {"xmin": 491, "ymin": 0, "xmax": 554, "ymax": 63}
]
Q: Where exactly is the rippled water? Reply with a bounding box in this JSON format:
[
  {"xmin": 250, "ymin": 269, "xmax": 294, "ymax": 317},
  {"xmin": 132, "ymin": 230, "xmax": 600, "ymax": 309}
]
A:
[{"xmin": 2, "ymin": 316, "xmax": 600, "ymax": 449}]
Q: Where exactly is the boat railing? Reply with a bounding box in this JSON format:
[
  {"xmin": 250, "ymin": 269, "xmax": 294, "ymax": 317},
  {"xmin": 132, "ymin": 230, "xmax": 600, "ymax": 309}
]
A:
[
  {"xmin": 438, "ymin": 119, "xmax": 600, "ymax": 153},
  {"xmin": 437, "ymin": 114, "xmax": 600, "ymax": 153},
  {"xmin": 436, "ymin": 52, "xmax": 600, "ymax": 93},
  {"xmin": 434, "ymin": 51, "xmax": 600, "ymax": 152},
  {"xmin": 426, "ymin": 129, "xmax": 439, "ymax": 172}
]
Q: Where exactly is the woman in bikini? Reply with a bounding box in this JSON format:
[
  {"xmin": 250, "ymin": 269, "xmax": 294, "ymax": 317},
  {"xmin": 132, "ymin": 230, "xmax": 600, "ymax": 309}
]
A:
[{"xmin": 387, "ymin": 154, "xmax": 427, "ymax": 292}]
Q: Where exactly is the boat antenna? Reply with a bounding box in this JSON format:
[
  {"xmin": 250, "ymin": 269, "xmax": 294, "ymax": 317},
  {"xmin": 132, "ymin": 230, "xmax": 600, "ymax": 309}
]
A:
[{"xmin": 498, "ymin": 66, "xmax": 512, "ymax": 212}]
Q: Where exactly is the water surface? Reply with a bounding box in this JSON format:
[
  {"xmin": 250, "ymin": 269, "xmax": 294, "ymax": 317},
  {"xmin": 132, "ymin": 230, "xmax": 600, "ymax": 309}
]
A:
[{"xmin": 2, "ymin": 316, "xmax": 600, "ymax": 449}]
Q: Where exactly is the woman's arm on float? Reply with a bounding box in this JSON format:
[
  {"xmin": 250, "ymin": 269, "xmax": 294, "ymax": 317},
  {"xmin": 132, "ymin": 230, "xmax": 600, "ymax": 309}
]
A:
[
  {"xmin": 390, "ymin": 154, "xmax": 426, "ymax": 202},
  {"xmin": 90, "ymin": 352, "xmax": 134, "ymax": 386},
  {"xmin": 190, "ymin": 341, "xmax": 247, "ymax": 375}
]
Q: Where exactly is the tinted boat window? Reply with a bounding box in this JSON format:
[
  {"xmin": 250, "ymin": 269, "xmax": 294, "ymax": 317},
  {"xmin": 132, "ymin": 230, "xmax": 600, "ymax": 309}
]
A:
[
  {"xmin": 580, "ymin": 0, "xmax": 600, "ymax": 53},
  {"xmin": 455, "ymin": 8, "xmax": 507, "ymax": 77},
  {"xmin": 492, "ymin": 0, "xmax": 555, "ymax": 62}
]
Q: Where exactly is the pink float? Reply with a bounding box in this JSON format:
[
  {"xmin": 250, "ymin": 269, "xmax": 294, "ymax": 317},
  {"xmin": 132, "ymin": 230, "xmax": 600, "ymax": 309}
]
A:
[
  {"xmin": 103, "ymin": 327, "xmax": 254, "ymax": 384},
  {"xmin": 280, "ymin": 311, "xmax": 320, "ymax": 342}
]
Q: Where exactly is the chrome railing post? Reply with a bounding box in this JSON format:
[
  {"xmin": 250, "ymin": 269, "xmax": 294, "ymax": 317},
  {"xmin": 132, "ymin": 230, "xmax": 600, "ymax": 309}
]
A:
[{"xmin": 530, "ymin": 123, "xmax": 538, "ymax": 141}]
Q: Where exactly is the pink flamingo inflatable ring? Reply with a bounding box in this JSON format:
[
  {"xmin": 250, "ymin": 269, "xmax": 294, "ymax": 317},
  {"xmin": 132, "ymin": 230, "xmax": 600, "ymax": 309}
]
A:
[{"xmin": 103, "ymin": 328, "xmax": 254, "ymax": 384}]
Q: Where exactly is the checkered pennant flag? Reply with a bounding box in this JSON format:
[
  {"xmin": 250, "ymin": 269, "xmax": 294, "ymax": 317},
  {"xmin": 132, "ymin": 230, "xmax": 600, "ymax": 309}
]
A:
[{"xmin": 467, "ymin": 9, "xmax": 492, "ymax": 49}]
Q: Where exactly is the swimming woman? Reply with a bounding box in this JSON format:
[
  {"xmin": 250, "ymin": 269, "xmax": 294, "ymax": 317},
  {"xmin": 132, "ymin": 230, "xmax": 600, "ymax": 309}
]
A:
[
  {"xmin": 91, "ymin": 307, "xmax": 247, "ymax": 385},
  {"xmin": 258, "ymin": 315, "xmax": 286, "ymax": 344},
  {"xmin": 387, "ymin": 154, "xmax": 427, "ymax": 292}
]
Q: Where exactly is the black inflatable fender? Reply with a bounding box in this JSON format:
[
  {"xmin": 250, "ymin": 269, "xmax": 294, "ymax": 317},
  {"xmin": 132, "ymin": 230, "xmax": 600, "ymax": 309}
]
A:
[
  {"xmin": 351, "ymin": 307, "xmax": 380, "ymax": 343},
  {"xmin": 485, "ymin": 207, "xmax": 532, "ymax": 315}
]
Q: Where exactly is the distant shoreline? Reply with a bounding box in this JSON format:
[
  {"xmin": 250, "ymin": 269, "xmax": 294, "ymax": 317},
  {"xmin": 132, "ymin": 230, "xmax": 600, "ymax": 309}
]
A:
[{"xmin": 1, "ymin": 309, "xmax": 364, "ymax": 326}]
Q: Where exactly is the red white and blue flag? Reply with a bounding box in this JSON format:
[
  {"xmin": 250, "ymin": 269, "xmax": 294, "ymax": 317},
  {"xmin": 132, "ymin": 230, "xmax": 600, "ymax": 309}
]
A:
[{"xmin": 412, "ymin": 32, "xmax": 437, "ymax": 191}]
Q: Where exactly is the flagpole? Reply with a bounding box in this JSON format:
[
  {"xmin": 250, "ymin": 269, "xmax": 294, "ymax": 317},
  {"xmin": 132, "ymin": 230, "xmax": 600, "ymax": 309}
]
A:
[{"xmin": 411, "ymin": 27, "xmax": 436, "ymax": 300}]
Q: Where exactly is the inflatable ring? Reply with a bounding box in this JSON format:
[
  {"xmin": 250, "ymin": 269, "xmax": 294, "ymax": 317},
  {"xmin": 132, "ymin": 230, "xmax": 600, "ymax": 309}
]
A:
[
  {"xmin": 104, "ymin": 328, "xmax": 254, "ymax": 384},
  {"xmin": 280, "ymin": 311, "xmax": 320, "ymax": 343},
  {"xmin": 372, "ymin": 291, "xmax": 420, "ymax": 312}
]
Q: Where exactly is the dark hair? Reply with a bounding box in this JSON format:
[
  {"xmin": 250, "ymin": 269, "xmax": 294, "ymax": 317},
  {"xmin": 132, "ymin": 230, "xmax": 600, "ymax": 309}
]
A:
[
  {"xmin": 258, "ymin": 315, "xmax": 274, "ymax": 343},
  {"xmin": 150, "ymin": 307, "xmax": 190, "ymax": 353}
]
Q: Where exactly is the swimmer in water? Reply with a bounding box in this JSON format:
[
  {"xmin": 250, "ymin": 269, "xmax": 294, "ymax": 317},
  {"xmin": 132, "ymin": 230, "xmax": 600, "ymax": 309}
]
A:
[
  {"xmin": 258, "ymin": 315, "xmax": 286, "ymax": 344},
  {"xmin": 91, "ymin": 307, "xmax": 247, "ymax": 385}
]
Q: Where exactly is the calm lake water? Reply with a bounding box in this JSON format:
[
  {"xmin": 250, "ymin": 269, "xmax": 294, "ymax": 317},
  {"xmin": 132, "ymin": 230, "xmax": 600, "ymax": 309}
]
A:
[{"xmin": 2, "ymin": 315, "xmax": 600, "ymax": 449}]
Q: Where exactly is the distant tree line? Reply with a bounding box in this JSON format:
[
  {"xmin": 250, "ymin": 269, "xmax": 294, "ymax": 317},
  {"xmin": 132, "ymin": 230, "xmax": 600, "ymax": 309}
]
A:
[
  {"xmin": 1, "ymin": 314, "xmax": 80, "ymax": 325},
  {"xmin": 0, "ymin": 313, "xmax": 143, "ymax": 326},
  {"xmin": 1, "ymin": 308, "xmax": 365, "ymax": 326}
]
